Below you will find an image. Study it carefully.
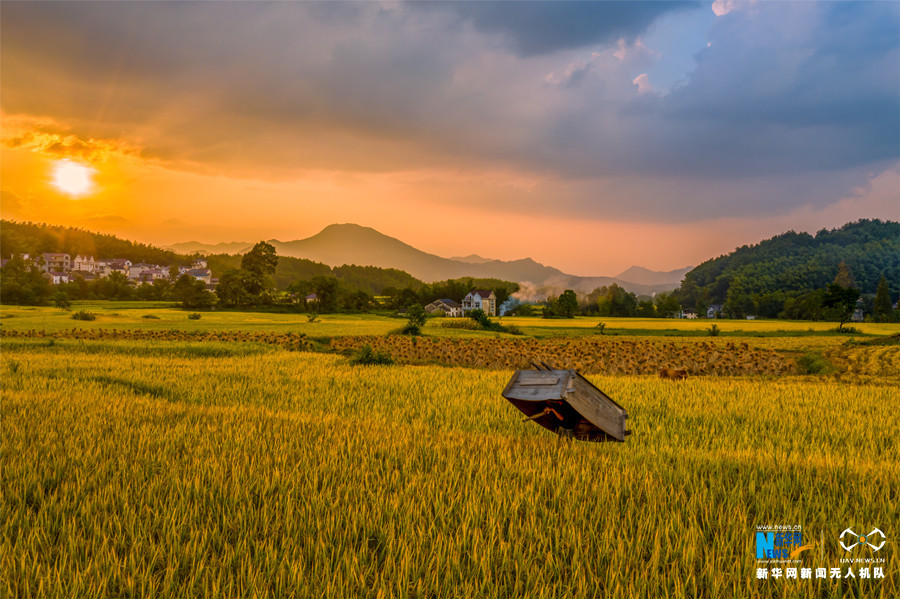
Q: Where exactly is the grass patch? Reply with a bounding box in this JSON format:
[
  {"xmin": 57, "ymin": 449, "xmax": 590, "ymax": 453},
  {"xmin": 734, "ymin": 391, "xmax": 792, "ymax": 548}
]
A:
[
  {"xmin": 349, "ymin": 344, "xmax": 394, "ymax": 365},
  {"xmin": 797, "ymin": 351, "xmax": 837, "ymax": 375}
]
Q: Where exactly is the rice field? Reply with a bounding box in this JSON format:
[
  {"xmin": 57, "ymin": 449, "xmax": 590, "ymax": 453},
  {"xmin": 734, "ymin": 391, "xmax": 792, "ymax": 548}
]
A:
[
  {"xmin": 2, "ymin": 302, "xmax": 896, "ymax": 341},
  {"xmin": 3, "ymin": 329, "xmax": 898, "ymax": 598}
]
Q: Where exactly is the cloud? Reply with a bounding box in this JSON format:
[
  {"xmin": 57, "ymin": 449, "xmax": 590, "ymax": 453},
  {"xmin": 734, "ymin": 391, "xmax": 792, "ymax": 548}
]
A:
[
  {"xmin": 711, "ymin": 1, "xmax": 740, "ymax": 18},
  {"xmin": 420, "ymin": 1, "xmax": 700, "ymax": 57},
  {"xmin": 1, "ymin": 1, "xmax": 897, "ymax": 223},
  {"xmin": 1, "ymin": 115, "xmax": 140, "ymax": 163}
]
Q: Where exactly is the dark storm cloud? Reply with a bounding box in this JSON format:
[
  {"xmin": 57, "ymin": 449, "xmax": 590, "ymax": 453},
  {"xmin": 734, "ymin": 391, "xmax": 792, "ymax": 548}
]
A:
[
  {"xmin": 646, "ymin": 1, "xmax": 900, "ymax": 176},
  {"xmin": 1, "ymin": 1, "xmax": 897, "ymax": 221},
  {"xmin": 416, "ymin": 1, "xmax": 700, "ymax": 56}
]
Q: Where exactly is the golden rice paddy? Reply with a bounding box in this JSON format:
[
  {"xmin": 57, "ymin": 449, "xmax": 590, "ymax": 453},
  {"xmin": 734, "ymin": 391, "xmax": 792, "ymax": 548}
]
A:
[{"xmin": 2, "ymin": 309, "xmax": 898, "ymax": 598}]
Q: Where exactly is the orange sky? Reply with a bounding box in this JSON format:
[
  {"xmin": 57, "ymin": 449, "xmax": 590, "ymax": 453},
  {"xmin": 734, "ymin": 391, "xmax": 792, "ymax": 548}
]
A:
[{"xmin": 2, "ymin": 2, "xmax": 898, "ymax": 276}]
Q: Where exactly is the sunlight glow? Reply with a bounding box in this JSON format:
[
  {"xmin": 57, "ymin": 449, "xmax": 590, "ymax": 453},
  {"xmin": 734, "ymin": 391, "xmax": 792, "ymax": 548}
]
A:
[{"xmin": 51, "ymin": 159, "xmax": 96, "ymax": 196}]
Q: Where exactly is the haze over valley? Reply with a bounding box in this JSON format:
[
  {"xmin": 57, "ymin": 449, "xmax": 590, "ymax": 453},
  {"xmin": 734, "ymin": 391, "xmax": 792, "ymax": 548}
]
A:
[{"xmin": 167, "ymin": 223, "xmax": 691, "ymax": 295}]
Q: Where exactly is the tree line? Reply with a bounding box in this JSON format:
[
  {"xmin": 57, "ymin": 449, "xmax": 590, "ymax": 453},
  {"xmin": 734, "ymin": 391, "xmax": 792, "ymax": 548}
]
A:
[
  {"xmin": 507, "ymin": 284, "xmax": 683, "ymax": 319},
  {"xmin": 673, "ymin": 219, "xmax": 899, "ymax": 321},
  {"xmin": 1, "ymin": 220, "xmax": 188, "ymax": 267},
  {"xmin": 213, "ymin": 242, "xmax": 521, "ymax": 313}
]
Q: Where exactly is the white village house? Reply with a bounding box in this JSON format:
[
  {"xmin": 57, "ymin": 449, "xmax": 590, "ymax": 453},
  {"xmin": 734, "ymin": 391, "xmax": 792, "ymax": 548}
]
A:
[
  {"xmin": 462, "ymin": 290, "xmax": 497, "ymax": 317},
  {"xmin": 73, "ymin": 255, "xmax": 96, "ymax": 273}
]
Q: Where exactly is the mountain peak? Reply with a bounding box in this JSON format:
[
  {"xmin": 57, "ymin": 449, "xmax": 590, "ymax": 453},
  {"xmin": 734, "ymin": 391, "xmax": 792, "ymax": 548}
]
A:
[
  {"xmin": 615, "ymin": 265, "xmax": 692, "ymax": 287},
  {"xmin": 449, "ymin": 254, "xmax": 493, "ymax": 264}
]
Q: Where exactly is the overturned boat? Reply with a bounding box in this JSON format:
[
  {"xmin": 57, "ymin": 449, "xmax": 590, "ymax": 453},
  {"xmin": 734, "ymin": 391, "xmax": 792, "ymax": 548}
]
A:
[{"xmin": 502, "ymin": 363, "xmax": 631, "ymax": 442}]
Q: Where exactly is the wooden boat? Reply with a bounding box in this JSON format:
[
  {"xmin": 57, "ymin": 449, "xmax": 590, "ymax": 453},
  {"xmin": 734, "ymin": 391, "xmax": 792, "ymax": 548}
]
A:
[{"xmin": 501, "ymin": 363, "xmax": 631, "ymax": 442}]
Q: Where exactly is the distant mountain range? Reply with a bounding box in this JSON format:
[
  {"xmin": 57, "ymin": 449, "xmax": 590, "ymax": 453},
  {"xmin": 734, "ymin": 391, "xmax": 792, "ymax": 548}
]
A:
[{"xmin": 168, "ymin": 223, "xmax": 689, "ymax": 296}]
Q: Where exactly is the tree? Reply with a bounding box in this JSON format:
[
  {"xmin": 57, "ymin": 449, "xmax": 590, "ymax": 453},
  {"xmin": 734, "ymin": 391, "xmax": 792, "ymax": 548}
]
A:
[
  {"xmin": 342, "ymin": 289, "xmax": 373, "ymax": 312},
  {"xmin": 95, "ymin": 271, "xmax": 133, "ymax": 301},
  {"xmin": 555, "ymin": 289, "xmax": 579, "ymax": 318},
  {"xmin": 309, "ymin": 276, "xmax": 341, "ymax": 312},
  {"xmin": 241, "ymin": 241, "xmax": 278, "ymax": 296},
  {"xmin": 136, "ymin": 278, "xmax": 172, "ymax": 301},
  {"xmin": 216, "ymin": 270, "xmax": 254, "ymax": 307},
  {"xmin": 874, "ymin": 275, "xmax": 893, "ymax": 322},
  {"xmin": 404, "ymin": 303, "xmax": 427, "ymax": 335},
  {"xmin": 596, "ymin": 284, "xmax": 636, "ymax": 317},
  {"xmin": 655, "ymin": 292, "xmax": 682, "ymax": 318},
  {"xmin": 833, "ymin": 260, "xmax": 856, "ymax": 288},
  {"xmin": 54, "ymin": 291, "xmax": 71, "ymax": 310},
  {"xmin": 635, "ymin": 299, "xmax": 656, "ymax": 318},
  {"xmin": 174, "ymin": 274, "xmax": 215, "ymax": 309},
  {"xmin": 823, "ymin": 283, "xmax": 860, "ymax": 331},
  {"xmin": 725, "ymin": 276, "xmax": 756, "ymax": 319},
  {"xmin": 384, "ymin": 286, "xmax": 419, "ymax": 310},
  {"xmin": 0, "ymin": 256, "xmax": 52, "ymax": 305}
]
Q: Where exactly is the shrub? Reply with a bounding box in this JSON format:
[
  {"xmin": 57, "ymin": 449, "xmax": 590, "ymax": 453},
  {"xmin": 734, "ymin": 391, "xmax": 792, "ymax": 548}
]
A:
[
  {"xmin": 54, "ymin": 291, "xmax": 71, "ymax": 310},
  {"xmin": 401, "ymin": 323, "xmax": 421, "ymax": 336},
  {"xmin": 596, "ymin": 322, "xmax": 607, "ymax": 335},
  {"xmin": 708, "ymin": 324, "xmax": 721, "ymax": 337},
  {"xmin": 141, "ymin": 314, "xmax": 160, "ymax": 319},
  {"xmin": 797, "ymin": 352, "xmax": 836, "ymax": 375},
  {"xmin": 468, "ymin": 308, "xmax": 492, "ymax": 328},
  {"xmin": 187, "ymin": 313, "xmax": 202, "ymax": 320},
  {"xmin": 830, "ymin": 326, "xmax": 860, "ymax": 335},
  {"xmin": 510, "ymin": 303, "xmax": 535, "ymax": 317},
  {"xmin": 72, "ymin": 310, "xmax": 96, "ymax": 321},
  {"xmin": 350, "ymin": 344, "xmax": 394, "ymax": 366},
  {"xmin": 439, "ymin": 319, "xmax": 481, "ymax": 330}
]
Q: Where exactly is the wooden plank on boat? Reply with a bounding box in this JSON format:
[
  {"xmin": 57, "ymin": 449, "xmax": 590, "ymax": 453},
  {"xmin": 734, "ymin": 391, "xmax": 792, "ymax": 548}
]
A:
[
  {"xmin": 566, "ymin": 375, "xmax": 627, "ymax": 441},
  {"xmin": 502, "ymin": 370, "xmax": 569, "ymax": 402}
]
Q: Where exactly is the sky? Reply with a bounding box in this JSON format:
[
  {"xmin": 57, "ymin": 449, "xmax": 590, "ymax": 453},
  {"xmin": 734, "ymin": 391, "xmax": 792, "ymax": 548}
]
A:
[{"xmin": 1, "ymin": 0, "xmax": 898, "ymax": 276}]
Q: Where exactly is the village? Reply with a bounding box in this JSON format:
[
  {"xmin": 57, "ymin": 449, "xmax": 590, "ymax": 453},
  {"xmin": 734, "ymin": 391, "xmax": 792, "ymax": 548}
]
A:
[
  {"xmin": 1, "ymin": 252, "xmax": 512, "ymax": 318},
  {"xmin": 0, "ymin": 252, "xmax": 216, "ymax": 289}
]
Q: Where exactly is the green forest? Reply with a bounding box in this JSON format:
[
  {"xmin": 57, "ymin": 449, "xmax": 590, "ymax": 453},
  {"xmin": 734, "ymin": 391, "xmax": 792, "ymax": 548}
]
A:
[
  {"xmin": 0, "ymin": 220, "xmax": 189, "ymax": 267},
  {"xmin": 674, "ymin": 219, "xmax": 899, "ymax": 320}
]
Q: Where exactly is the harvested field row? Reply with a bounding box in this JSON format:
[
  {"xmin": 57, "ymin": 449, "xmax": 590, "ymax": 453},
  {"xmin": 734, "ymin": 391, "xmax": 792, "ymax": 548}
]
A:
[
  {"xmin": 331, "ymin": 335, "xmax": 795, "ymax": 376},
  {"xmin": 826, "ymin": 345, "xmax": 900, "ymax": 379},
  {"xmin": 0, "ymin": 328, "xmax": 312, "ymax": 351}
]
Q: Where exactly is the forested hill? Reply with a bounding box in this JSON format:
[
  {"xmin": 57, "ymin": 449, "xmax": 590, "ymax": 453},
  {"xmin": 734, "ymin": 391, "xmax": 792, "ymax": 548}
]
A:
[
  {"xmin": 0, "ymin": 220, "xmax": 189, "ymax": 266},
  {"xmin": 205, "ymin": 253, "xmax": 424, "ymax": 294},
  {"xmin": 675, "ymin": 219, "xmax": 899, "ymax": 313}
]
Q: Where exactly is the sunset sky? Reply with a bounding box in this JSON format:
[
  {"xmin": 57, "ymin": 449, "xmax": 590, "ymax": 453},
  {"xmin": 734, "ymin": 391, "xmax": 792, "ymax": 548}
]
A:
[{"xmin": 2, "ymin": 1, "xmax": 898, "ymax": 276}]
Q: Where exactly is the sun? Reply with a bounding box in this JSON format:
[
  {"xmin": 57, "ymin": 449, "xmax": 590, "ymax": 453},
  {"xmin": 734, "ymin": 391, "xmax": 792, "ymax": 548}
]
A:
[{"xmin": 51, "ymin": 159, "xmax": 97, "ymax": 197}]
